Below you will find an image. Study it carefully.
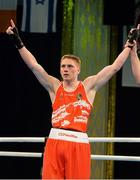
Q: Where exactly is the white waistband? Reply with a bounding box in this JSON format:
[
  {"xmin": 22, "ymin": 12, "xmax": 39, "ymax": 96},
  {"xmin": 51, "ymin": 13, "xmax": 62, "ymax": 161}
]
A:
[{"xmin": 48, "ymin": 128, "xmax": 89, "ymax": 143}]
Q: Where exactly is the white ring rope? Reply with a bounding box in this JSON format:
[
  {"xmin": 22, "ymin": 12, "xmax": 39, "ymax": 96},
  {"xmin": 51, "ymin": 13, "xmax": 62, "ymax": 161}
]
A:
[
  {"xmin": 0, "ymin": 151, "xmax": 42, "ymax": 158},
  {"xmin": 0, "ymin": 137, "xmax": 140, "ymax": 161},
  {"xmin": 0, "ymin": 137, "xmax": 45, "ymax": 143},
  {"xmin": 0, "ymin": 137, "xmax": 140, "ymax": 143},
  {"xmin": 88, "ymin": 137, "xmax": 140, "ymax": 143},
  {"xmin": 91, "ymin": 155, "xmax": 140, "ymax": 161},
  {"xmin": 0, "ymin": 151, "xmax": 140, "ymax": 162}
]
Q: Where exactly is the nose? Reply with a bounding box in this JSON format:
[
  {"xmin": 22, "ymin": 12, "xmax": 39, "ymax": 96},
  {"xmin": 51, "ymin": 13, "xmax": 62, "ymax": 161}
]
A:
[{"xmin": 63, "ymin": 66, "xmax": 68, "ymax": 71}]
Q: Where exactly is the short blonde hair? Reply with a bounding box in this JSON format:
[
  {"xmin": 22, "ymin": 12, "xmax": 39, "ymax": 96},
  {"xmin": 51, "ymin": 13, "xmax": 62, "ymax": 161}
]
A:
[{"xmin": 60, "ymin": 54, "xmax": 81, "ymax": 67}]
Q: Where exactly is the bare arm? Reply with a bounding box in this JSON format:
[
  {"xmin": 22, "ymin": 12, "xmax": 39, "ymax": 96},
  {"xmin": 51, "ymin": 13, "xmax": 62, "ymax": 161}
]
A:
[
  {"xmin": 130, "ymin": 41, "xmax": 140, "ymax": 85},
  {"xmin": 88, "ymin": 25, "xmax": 140, "ymax": 91},
  {"xmin": 83, "ymin": 46, "xmax": 131, "ymax": 103},
  {"xmin": 18, "ymin": 47, "xmax": 60, "ymax": 94},
  {"xmin": 6, "ymin": 19, "xmax": 60, "ymax": 102},
  {"xmin": 127, "ymin": 24, "xmax": 140, "ymax": 85}
]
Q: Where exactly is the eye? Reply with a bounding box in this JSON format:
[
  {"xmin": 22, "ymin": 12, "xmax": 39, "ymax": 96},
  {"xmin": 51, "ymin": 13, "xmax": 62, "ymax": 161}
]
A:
[
  {"xmin": 61, "ymin": 64, "xmax": 65, "ymax": 68},
  {"xmin": 68, "ymin": 65, "xmax": 73, "ymax": 68}
]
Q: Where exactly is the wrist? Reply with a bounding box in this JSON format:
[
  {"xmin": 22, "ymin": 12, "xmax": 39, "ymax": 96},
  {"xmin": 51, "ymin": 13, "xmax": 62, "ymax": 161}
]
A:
[
  {"xmin": 9, "ymin": 33, "xmax": 24, "ymax": 49},
  {"xmin": 9, "ymin": 27, "xmax": 24, "ymax": 49},
  {"xmin": 127, "ymin": 45, "xmax": 133, "ymax": 49}
]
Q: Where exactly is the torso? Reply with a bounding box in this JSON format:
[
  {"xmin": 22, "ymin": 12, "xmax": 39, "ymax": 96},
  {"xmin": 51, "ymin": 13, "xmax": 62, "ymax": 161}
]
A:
[{"xmin": 51, "ymin": 81, "xmax": 93, "ymax": 132}]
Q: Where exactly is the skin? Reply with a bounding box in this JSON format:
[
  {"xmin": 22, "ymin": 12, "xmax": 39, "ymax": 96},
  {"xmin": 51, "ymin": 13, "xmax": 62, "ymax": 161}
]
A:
[
  {"xmin": 124, "ymin": 24, "xmax": 140, "ymax": 85},
  {"xmin": 130, "ymin": 41, "xmax": 140, "ymax": 85},
  {"xmin": 6, "ymin": 19, "xmax": 131, "ymax": 106}
]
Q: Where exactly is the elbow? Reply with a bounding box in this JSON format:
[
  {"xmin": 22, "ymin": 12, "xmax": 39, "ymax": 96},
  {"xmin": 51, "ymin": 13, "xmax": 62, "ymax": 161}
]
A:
[
  {"xmin": 30, "ymin": 63, "xmax": 40, "ymax": 71},
  {"xmin": 32, "ymin": 63, "xmax": 44, "ymax": 74},
  {"xmin": 113, "ymin": 66, "xmax": 121, "ymax": 73},
  {"xmin": 112, "ymin": 63, "xmax": 122, "ymax": 73}
]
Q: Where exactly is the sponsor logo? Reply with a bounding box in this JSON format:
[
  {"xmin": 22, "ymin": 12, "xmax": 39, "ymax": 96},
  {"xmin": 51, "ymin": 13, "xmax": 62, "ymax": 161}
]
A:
[{"xmin": 58, "ymin": 132, "xmax": 78, "ymax": 138}]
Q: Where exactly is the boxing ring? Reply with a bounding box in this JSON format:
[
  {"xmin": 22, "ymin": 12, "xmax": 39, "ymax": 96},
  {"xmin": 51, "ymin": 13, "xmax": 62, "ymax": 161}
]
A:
[{"xmin": 0, "ymin": 137, "xmax": 140, "ymax": 161}]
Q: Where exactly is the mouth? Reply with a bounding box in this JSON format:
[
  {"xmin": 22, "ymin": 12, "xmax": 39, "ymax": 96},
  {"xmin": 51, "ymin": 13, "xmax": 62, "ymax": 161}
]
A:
[{"xmin": 63, "ymin": 74, "xmax": 69, "ymax": 77}]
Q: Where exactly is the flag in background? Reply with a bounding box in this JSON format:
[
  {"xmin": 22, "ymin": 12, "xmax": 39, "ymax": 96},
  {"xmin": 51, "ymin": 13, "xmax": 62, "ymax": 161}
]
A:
[
  {"xmin": 0, "ymin": 0, "xmax": 17, "ymax": 33},
  {"xmin": 21, "ymin": 0, "xmax": 58, "ymax": 33}
]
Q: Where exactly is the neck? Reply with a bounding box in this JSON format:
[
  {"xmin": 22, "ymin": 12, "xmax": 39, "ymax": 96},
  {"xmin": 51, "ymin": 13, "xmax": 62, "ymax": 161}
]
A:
[{"xmin": 63, "ymin": 80, "xmax": 79, "ymax": 92}]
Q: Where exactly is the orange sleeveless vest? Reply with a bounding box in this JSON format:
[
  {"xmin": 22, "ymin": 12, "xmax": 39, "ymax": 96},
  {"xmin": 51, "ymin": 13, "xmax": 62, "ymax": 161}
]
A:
[{"xmin": 51, "ymin": 82, "xmax": 92, "ymax": 132}]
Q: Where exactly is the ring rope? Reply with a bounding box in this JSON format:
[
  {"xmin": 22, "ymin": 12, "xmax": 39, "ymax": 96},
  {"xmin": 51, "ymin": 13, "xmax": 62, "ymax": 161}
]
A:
[
  {"xmin": 0, "ymin": 151, "xmax": 42, "ymax": 157},
  {"xmin": 0, "ymin": 151, "xmax": 140, "ymax": 161},
  {"xmin": 88, "ymin": 137, "xmax": 140, "ymax": 143},
  {"xmin": 91, "ymin": 155, "xmax": 140, "ymax": 161},
  {"xmin": 0, "ymin": 137, "xmax": 140, "ymax": 143},
  {"xmin": 0, "ymin": 137, "xmax": 45, "ymax": 143},
  {"xmin": 0, "ymin": 137, "xmax": 140, "ymax": 161}
]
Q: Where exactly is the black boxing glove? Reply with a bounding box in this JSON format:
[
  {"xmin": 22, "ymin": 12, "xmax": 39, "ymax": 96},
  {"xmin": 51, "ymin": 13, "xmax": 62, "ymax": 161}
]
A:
[{"xmin": 9, "ymin": 26, "xmax": 24, "ymax": 49}]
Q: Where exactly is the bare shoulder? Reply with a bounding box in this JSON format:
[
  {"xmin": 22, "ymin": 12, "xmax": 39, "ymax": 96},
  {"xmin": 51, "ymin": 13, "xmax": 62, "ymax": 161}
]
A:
[
  {"xmin": 83, "ymin": 76, "xmax": 97, "ymax": 104},
  {"xmin": 83, "ymin": 75, "xmax": 97, "ymax": 90},
  {"xmin": 45, "ymin": 74, "xmax": 61, "ymax": 92},
  {"xmin": 32, "ymin": 64, "xmax": 61, "ymax": 93},
  {"xmin": 46, "ymin": 75, "xmax": 61, "ymax": 103}
]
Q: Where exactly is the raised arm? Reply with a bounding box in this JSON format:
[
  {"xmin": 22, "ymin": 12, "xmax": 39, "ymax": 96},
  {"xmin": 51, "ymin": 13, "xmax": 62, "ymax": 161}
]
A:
[
  {"xmin": 130, "ymin": 41, "xmax": 140, "ymax": 85},
  {"xmin": 94, "ymin": 47, "xmax": 130, "ymax": 89},
  {"xmin": 123, "ymin": 24, "xmax": 140, "ymax": 85},
  {"xmin": 83, "ymin": 45, "xmax": 131, "ymax": 98},
  {"xmin": 6, "ymin": 19, "xmax": 60, "ymax": 102},
  {"xmin": 88, "ymin": 25, "xmax": 140, "ymax": 91}
]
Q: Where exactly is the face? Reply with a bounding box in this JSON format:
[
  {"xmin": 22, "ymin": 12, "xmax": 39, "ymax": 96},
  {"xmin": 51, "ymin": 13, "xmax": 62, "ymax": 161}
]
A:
[{"xmin": 60, "ymin": 58, "xmax": 80, "ymax": 81}]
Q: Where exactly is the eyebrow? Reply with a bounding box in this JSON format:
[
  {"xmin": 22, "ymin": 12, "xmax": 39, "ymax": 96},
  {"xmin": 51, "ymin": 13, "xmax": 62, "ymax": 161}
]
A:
[{"xmin": 61, "ymin": 64, "xmax": 74, "ymax": 67}]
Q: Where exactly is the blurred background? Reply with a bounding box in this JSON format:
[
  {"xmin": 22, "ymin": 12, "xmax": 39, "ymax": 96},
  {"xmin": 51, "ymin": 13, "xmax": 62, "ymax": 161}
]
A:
[{"xmin": 0, "ymin": 0, "xmax": 140, "ymax": 179}]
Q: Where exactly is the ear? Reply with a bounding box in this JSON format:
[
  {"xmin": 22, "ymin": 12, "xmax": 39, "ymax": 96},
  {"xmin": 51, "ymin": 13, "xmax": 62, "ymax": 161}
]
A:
[{"xmin": 77, "ymin": 68, "xmax": 80, "ymax": 74}]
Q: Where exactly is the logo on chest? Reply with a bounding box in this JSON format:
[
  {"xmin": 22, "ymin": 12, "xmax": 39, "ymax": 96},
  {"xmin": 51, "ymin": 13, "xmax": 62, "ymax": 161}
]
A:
[{"xmin": 76, "ymin": 93, "xmax": 82, "ymax": 100}]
